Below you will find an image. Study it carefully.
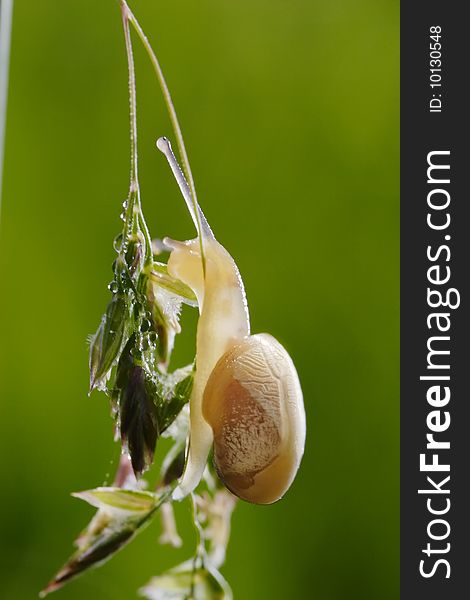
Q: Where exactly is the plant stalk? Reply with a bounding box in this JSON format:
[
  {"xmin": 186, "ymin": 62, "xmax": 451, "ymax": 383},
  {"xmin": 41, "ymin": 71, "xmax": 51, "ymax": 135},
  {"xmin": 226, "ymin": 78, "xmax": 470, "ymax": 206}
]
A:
[
  {"xmin": 121, "ymin": 2, "xmax": 152, "ymax": 266},
  {"xmin": 121, "ymin": 1, "xmax": 206, "ymax": 272},
  {"xmin": 0, "ymin": 0, "xmax": 14, "ymax": 213}
]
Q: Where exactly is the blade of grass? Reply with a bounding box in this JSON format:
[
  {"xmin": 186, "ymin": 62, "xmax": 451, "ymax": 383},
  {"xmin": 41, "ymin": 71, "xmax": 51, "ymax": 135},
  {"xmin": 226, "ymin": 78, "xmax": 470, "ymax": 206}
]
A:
[{"xmin": 0, "ymin": 0, "xmax": 14, "ymax": 214}]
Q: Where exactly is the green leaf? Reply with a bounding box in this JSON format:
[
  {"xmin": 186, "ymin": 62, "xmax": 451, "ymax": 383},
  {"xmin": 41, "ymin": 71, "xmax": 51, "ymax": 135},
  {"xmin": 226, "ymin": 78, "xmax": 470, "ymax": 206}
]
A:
[
  {"xmin": 159, "ymin": 367, "xmax": 194, "ymax": 433},
  {"xmin": 89, "ymin": 291, "xmax": 134, "ymax": 392},
  {"xmin": 73, "ymin": 487, "xmax": 159, "ymax": 514},
  {"xmin": 147, "ymin": 264, "xmax": 197, "ymax": 365},
  {"xmin": 40, "ymin": 488, "xmax": 170, "ymax": 597},
  {"xmin": 147, "ymin": 278, "xmax": 184, "ymax": 365},
  {"xmin": 139, "ymin": 561, "xmax": 232, "ymax": 600},
  {"xmin": 150, "ymin": 263, "xmax": 197, "ymax": 306}
]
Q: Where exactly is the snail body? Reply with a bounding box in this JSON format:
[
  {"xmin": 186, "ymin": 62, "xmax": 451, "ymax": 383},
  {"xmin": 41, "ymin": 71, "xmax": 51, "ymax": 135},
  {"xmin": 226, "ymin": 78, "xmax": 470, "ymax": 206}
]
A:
[
  {"xmin": 157, "ymin": 138, "xmax": 305, "ymax": 504},
  {"xmin": 165, "ymin": 235, "xmax": 250, "ymax": 500}
]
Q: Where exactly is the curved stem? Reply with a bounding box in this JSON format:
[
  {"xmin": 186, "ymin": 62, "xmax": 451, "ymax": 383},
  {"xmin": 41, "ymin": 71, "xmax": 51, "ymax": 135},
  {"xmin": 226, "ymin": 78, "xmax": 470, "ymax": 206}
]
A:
[
  {"xmin": 121, "ymin": 2, "xmax": 138, "ymax": 192},
  {"xmin": 121, "ymin": 2, "xmax": 152, "ymax": 265},
  {"xmin": 123, "ymin": 2, "xmax": 196, "ymax": 207},
  {"xmin": 191, "ymin": 492, "xmax": 206, "ymax": 564},
  {"xmin": 121, "ymin": 1, "xmax": 207, "ymax": 271}
]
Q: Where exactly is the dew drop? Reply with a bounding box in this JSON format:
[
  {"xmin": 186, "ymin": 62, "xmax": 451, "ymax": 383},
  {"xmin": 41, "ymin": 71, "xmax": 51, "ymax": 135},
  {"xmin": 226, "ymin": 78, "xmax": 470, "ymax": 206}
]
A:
[
  {"xmin": 113, "ymin": 233, "xmax": 123, "ymax": 251},
  {"xmin": 141, "ymin": 319, "xmax": 151, "ymax": 332}
]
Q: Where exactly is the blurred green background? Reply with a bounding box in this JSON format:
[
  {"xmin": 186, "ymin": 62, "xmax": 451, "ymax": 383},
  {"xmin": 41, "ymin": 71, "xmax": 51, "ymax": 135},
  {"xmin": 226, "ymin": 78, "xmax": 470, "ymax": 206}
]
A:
[{"xmin": 0, "ymin": 0, "xmax": 398, "ymax": 598}]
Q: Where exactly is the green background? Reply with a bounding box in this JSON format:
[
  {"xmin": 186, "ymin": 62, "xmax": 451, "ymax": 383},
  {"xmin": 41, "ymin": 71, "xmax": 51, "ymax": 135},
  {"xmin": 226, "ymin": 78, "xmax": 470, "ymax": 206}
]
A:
[{"xmin": 0, "ymin": 0, "xmax": 399, "ymax": 598}]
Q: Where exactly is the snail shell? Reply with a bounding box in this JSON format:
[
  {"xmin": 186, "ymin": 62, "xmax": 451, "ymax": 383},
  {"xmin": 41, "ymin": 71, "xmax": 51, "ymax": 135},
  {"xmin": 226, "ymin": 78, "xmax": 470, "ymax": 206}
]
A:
[{"xmin": 203, "ymin": 333, "xmax": 305, "ymax": 504}]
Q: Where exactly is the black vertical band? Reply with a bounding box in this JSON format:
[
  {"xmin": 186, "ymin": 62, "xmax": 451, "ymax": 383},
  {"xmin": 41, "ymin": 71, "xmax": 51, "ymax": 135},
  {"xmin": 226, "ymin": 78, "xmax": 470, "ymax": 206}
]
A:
[{"xmin": 401, "ymin": 4, "xmax": 468, "ymax": 598}]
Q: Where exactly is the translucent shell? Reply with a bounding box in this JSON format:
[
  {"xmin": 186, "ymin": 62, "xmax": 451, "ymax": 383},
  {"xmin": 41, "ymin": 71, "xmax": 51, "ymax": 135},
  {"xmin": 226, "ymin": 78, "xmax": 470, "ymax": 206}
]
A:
[{"xmin": 203, "ymin": 333, "xmax": 306, "ymax": 504}]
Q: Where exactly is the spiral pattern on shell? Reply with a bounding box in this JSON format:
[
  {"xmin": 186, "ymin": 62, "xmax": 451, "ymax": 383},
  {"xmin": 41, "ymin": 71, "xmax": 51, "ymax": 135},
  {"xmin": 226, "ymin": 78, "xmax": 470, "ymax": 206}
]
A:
[{"xmin": 202, "ymin": 333, "xmax": 306, "ymax": 504}]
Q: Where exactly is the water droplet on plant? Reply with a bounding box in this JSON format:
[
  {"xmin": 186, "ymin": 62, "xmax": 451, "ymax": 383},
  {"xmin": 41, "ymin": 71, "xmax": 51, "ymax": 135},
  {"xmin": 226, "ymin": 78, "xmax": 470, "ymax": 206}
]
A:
[
  {"xmin": 141, "ymin": 319, "xmax": 151, "ymax": 332},
  {"xmin": 113, "ymin": 234, "xmax": 123, "ymax": 251},
  {"xmin": 108, "ymin": 281, "xmax": 119, "ymax": 293}
]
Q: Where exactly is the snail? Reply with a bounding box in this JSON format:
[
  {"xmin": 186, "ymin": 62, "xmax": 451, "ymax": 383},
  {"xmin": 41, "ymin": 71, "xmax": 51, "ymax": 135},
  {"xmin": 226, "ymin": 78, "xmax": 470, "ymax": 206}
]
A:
[{"xmin": 157, "ymin": 137, "xmax": 306, "ymax": 504}]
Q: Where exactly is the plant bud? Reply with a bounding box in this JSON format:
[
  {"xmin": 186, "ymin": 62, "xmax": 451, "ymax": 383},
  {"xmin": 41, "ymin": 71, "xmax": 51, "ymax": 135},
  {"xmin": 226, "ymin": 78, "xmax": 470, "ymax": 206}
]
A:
[
  {"xmin": 118, "ymin": 357, "xmax": 160, "ymax": 476},
  {"xmin": 124, "ymin": 233, "xmax": 145, "ymax": 280},
  {"xmin": 89, "ymin": 292, "xmax": 133, "ymax": 392}
]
